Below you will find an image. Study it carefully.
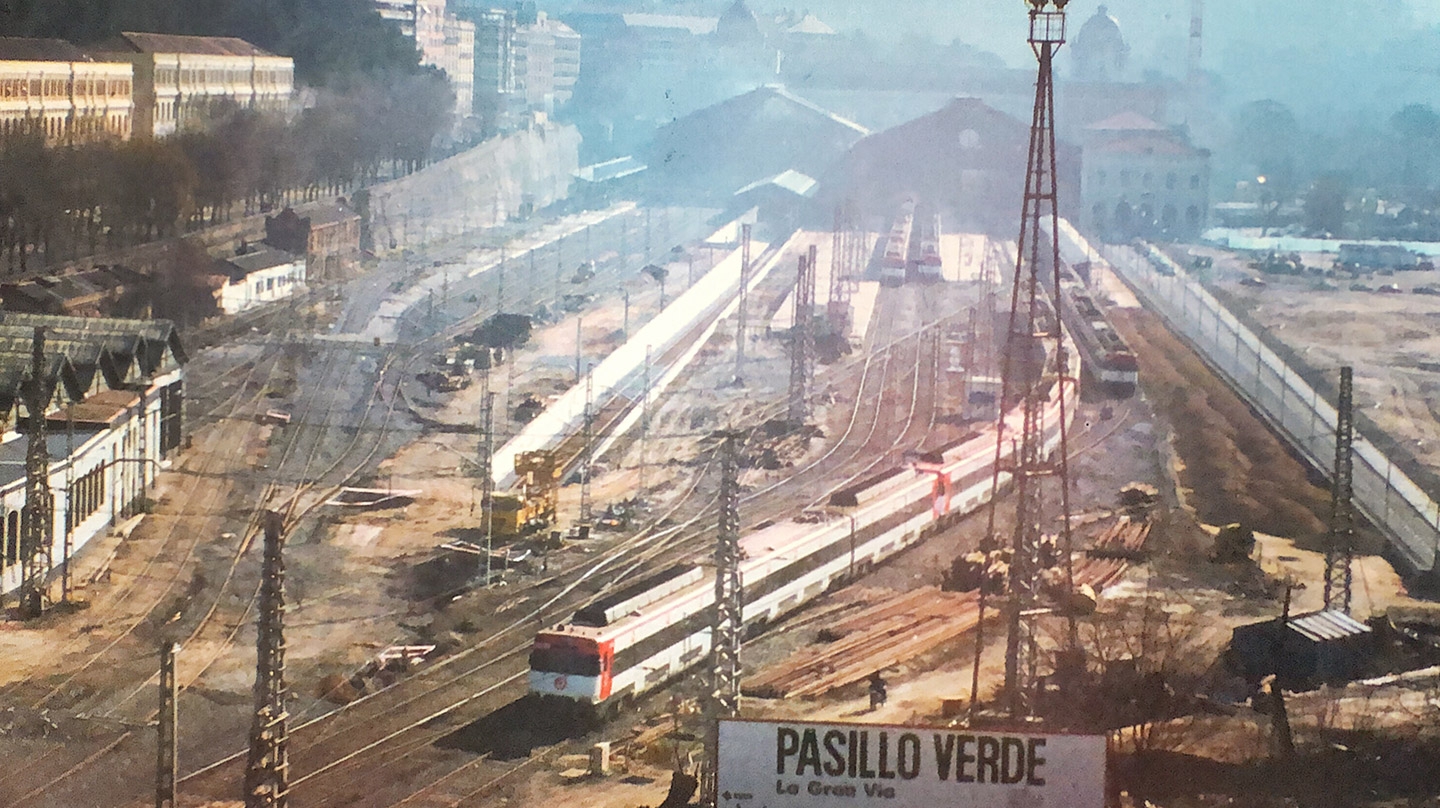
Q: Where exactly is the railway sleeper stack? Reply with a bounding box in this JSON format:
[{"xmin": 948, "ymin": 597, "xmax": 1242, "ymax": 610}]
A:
[{"xmin": 743, "ymin": 515, "xmax": 1153, "ymax": 699}]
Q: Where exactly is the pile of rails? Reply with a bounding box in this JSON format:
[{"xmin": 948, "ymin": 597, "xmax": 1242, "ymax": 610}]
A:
[
  {"xmin": 743, "ymin": 587, "xmax": 979, "ymax": 699},
  {"xmin": 743, "ymin": 515, "xmax": 1152, "ymax": 700}
]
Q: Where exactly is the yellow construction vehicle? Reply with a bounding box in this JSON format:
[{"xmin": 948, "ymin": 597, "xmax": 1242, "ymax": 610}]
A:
[{"xmin": 486, "ymin": 450, "xmax": 560, "ymax": 537}]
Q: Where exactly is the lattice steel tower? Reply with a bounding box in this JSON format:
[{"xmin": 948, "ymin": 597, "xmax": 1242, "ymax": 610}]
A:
[
  {"xmin": 19, "ymin": 326, "xmax": 53, "ymax": 618},
  {"xmin": 734, "ymin": 224, "xmax": 752, "ymax": 384},
  {"xmin": 787, "ymin": 248, "xmax": 816, "ymax": 424},
  {"xmin": 1324, "ymin": 366, "xmax": 1355, "ymax": 613},
  {"xmin": 245, "ymin": 511, "xmax": 290, "ymax": 808},
  {"xmin": 985, "ymin": 0, "xmax": 1078, "ymax": 719},
  {"xmin": 711, "ymin": 432, "xmax": 743, "ymax": 714}
]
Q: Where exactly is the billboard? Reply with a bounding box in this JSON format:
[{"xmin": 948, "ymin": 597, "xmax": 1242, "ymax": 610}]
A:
[{"xmin": 717, "ymin": 718, "xmax": 1106, "ymax": 808}]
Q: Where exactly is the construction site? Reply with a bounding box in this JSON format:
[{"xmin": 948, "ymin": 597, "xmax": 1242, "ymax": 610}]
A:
[{"xmin": 2, "ymin": 4, "xmax": 1440, "ymax": 808}]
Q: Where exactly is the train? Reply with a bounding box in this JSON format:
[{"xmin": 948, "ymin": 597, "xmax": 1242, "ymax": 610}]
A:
[
  {"xmin": 916, "ymin": 212, "xmax": 943, "ymax": 282},
  {"xmin": 879, "ymin": 199, "xmax": 916, "ymax": 286},
  {"xmin": 526, "ymin": 361, "xmax": 1077, "ymax": 718},
  {"xmin": 1056, "ymin": 267, "xmax": 1138, "ymax": 398},
  {"xmin": 1046, "ymin": 220, "xmax": 1139, "ymax": 398}
]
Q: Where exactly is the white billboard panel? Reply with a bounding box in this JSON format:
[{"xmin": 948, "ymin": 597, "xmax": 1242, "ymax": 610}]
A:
[{"xmin": 717, "ymin": 718, "xmax": 1105, "ymax": 808}]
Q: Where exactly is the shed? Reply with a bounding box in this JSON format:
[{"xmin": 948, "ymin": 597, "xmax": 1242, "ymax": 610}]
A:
[{"xmin": 1230, "ymin": 609, "xmax": 1374, "ymax": 690}]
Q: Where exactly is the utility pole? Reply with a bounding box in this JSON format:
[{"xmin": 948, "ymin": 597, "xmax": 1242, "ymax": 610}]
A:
[
  {"xmin": 987, "ymin": 0, "xmax": 1077, "ymax": 720},
  {"xmin": 579, "ymin": 370, "xmax": 594, "ymax": 525},
  {"xmin": 639, "ymin": 345, "xmax": 651, "ymax": 500},
  {"xmin": 733, "ymin": 224, "xmax": 752, "ymax": 385},
  {"xmin": 1324, "ymin": 366, "xmax": 1355, "ymax": 613},
  {"xmin": 62, "ymin": 408, "xmax": 74, "ymax": 603},
  {"xmin": 20, "ymin": 326, "xmax": 53, "ymax": 618},
  {"xmin": 574, "ymin": 317, "xmax": 583, "ymax": 385},
  {"xmin": 156, "ymin": 642, "xmax": 178, "ymax": 808},
  {"xmin": 245, "ymin": 511, "xmax": 289, "ymax": 808},
  {"xmin": 497, "ymin": 244, "xmax": 506, "ymax": 314},
  {"xmin": 556, "ymin": 237, "xmax": 564, "ymax": 301},
  {"xmin": 479, "ymin": 382, "xmax": 496, "ymax": 585},
  {"xmin": 787, "ymin": 249, "xmax": 815, "ymax": 425},
  {"xmin": 644, "ymin": 207, "xmax": 652, "ymax": 263},
  {"xmin": 704, "ymin": 431, "xmax": 744, "ymax": 804},
  {"xmin": 622, "ymin": 289, "xmax": 630, "ymax": 342}
]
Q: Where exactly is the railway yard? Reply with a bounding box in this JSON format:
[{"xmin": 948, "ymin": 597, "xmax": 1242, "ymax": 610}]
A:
[{"xmin": 0, "ymin": 192, "xmax": 1437, "ymax": 808}]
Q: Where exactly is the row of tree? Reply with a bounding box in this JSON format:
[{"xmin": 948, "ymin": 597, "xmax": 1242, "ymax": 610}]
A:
[
  {"xmin": 0, "ymin": 67, "xmax": 453, "ymax": 274},
  {"xmin": 1230, "ymin": 100, "xmax": 1440, "ymax": 237}
]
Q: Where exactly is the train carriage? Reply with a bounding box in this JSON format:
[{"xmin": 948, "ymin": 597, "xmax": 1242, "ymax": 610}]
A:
[
  {"xmin": 879, "ymin": 199, "xmax": 916, "ymax": 286},
  {"xmin": 528, "ymin": 357, "xmax": 1078, "ymax": 716},
  {"xmin": 916, "ymin": 212, "xmax": 943, "ymax": 282}
]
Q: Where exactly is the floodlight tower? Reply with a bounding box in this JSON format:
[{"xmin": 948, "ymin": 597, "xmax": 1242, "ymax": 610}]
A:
[{"xmin": 984, "ymin": 0, "xmax": 1078, "ymax": 720}]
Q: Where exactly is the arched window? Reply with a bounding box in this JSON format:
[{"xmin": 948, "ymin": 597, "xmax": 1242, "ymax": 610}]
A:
[
  {"xmin": 1162, "ymin": 204, "xmax": 1178, "ymax": 231},
  {"xmin": 1166, "ymin": 172, "xmax": 1177, "ymax": 190},
  {"xmin": 1186, "ymin": 205, "xmax": 1202, "ymax": 228}
]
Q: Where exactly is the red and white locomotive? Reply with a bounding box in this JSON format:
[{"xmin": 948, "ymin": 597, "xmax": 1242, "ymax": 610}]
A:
[
  {"xmin": 916, "ymin": 212, "xmax": 943, "ymax": 282},
  {"xmin": 527, "ymin": 364, "xmax": 1078, "ymax": 717},
  {"xmin": 879, "ymin": 198, "xmax": 917, "ymax": 286}
]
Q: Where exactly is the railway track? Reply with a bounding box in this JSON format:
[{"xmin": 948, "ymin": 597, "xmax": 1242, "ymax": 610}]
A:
[
  {"xmin": 175, "ymin": 279, "xmax": 963, "ymax": 807},
  {"xmin": 1, "ymin": 207, "xmax": 722, "ymax": 808}
]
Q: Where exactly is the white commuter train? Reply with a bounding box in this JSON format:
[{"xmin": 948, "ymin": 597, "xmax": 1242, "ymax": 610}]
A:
[{"xmin": 527, "ymin": 366, "xmax": 1077, "ymax": 718}]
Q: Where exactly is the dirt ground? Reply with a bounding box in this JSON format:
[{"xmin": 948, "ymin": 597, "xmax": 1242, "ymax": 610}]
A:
[{"xmin": 1189, "ymin": 243, "xmax": 1440, "ymax": 493}]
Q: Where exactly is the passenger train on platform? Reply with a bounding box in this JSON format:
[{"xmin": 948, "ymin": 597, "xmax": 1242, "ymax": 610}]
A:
[
  {"xmin": 879, "ymin": 199, "xmax": 916, "ymax": 286},
  {"xmin": 916, "ymin": 213, "xmax": 943, "ymax": 282},
  {"xmin": 527, "ymin": 359, "xmax": 1078, "ymax": 717}
]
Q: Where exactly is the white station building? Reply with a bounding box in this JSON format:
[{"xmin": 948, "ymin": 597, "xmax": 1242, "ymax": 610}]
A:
[{"xmin": 0, "ymin": 314, "xmax": 186, "ymax": 600}]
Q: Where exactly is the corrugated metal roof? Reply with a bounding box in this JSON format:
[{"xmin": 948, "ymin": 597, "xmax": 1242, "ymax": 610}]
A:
[
  {"xmin": 1288, "ymin": 610, "xmax": 1372, "ymax": 643},
  {"xmin": 734, "ymin": 168, "xmax": 818, "ymax": 198},
  {"xmin": 225, "ymin": 248, "xmax": 301, "ymax": 276},
  {"xmin": 575, "ymin": 156, "xmax": 647, "ymax": 183},
  {"xmin": 108, "ymin": 32, "xmax": 276, "ymax": 58}
]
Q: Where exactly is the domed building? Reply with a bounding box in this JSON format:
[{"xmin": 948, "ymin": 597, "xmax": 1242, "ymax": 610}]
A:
[{"xmin": 1071, "ymin": 5, "xmax": 1129, "ymax": 82}]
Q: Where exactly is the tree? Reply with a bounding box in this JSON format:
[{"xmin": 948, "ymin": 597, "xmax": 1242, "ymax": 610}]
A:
[
  {"xmin": 1232, "ymin": 99, "xmax": 1300, "ymax": 196},
  {"xmin": 1390, "ymin": 104, "xmax": 1440, "ymax": 197},
  {"xmin": 1304, "ymin": 172, "xmax": 1349, "ymax": 236}
]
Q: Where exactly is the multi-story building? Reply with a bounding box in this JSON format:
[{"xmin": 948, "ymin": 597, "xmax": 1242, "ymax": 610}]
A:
[
  {"xmin": 0, "ymin": 38, "xmax": 134, "ymax": 143},
  {"xmin": 514, "ymin": 13, "xmax": 580, "ymax": 114},
  {"xmin": 444, "ymin": 14, "xmax": 476, "ymax": 118},
  {"xmin": 463, "ymin": 6, "xmax": 516, "ymax": 121},
  {"xmin": 98, "ymin": 32, "xmax": 293, "ymax": 138},
  {"xmin": 1079, "ymin": 111, "xmax": 1210, "ymax": 240},
  {"xmin": 376, "ymin": 0, "xmax": 476, "ymax": 123}
]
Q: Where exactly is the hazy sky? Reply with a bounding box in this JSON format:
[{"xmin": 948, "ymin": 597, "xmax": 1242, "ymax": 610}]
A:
[{"xmin": 749, "ymin": 0, "xmax": 1437, "ymax": 73}]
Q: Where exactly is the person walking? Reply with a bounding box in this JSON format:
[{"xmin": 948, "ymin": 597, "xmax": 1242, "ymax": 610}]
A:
[{"xmin": 868, "ymin": 671, "xmax": 887, "ymax": 711}]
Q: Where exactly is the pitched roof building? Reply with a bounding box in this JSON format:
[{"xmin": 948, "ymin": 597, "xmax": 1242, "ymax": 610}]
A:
[
  {"xmin": 98, "ymin": 32, "xmax": 293, "ymax": 138},
  {"xmin": 1079, "ymin": 112, "xmax": 1210, "ymax": 240},
  {"xmin": 812, "ymin": 97, "xmax": 1081, "ymax": 236},
  {"xmin": 645, "ymin": 85, "xmax": 869, "ymax": 203}
]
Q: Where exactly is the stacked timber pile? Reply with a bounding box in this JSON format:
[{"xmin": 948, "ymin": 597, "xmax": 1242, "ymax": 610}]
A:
[{"xmin": 744, "ymin": 516, "xmax": 1153, "ymax": 700}]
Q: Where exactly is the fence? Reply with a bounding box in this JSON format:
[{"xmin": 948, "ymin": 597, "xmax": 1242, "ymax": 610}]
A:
[{"xmin": 1090, "ymin": 234, "xmax": 1440, "ymax": 574}]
